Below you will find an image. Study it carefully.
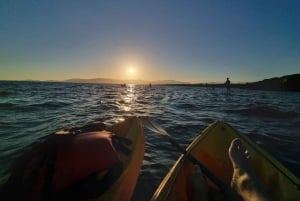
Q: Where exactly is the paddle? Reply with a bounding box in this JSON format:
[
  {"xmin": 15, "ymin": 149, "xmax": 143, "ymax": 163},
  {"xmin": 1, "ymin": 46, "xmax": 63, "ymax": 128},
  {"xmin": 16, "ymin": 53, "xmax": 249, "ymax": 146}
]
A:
[{"xmin": 140, "ymin": 116, "xmax": 241, "ymax": 201}]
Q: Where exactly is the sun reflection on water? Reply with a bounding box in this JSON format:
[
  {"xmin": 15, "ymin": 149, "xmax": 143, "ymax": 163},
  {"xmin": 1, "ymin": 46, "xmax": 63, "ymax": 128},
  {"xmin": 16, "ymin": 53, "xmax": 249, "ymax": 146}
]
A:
[{"xmin": 119, "ymin": 84, "xmax": 136, "ymax": 112}]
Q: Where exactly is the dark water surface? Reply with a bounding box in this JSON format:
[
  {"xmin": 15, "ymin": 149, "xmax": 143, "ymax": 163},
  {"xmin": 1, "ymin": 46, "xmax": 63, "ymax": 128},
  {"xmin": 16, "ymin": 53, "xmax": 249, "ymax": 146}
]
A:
[{"xmin": 0, "ymin": 81, "xmax": 299, "ymax": 200}]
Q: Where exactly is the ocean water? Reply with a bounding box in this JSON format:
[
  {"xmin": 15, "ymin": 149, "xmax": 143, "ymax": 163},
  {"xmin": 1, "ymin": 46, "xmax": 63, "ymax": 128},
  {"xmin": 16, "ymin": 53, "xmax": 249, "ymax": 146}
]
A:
[{"xmin": 0, "ymin": 81, "xmax": 299, "ymax": 200}]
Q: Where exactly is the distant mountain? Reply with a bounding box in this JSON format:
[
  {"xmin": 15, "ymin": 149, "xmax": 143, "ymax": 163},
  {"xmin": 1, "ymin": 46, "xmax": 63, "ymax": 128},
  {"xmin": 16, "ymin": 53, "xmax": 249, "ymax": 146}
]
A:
[
  {"xmin": 65, "ymin": 78, "xmax": 122, "ymax": 84},
  {"xmin": 151, "ymin": 80, "xmax": 190, "ymax": 85},
  {"xmin": 64, "ymin": 78, "xmax": 189, "ymax": 85}
]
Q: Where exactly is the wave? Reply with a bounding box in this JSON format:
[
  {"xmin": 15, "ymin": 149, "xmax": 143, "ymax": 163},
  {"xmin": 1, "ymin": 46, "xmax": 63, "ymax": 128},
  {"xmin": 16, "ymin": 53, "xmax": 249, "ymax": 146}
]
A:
[
  {"xmin": 0, "ymin": 91, "xmax": 13, "ymax": 97},
  {"xmin": 293, "ymin": 120, "xmax": 300, "ymax": 128},
  {"xmin": 30, "ymin": 101, "xmax": 70, "ymax": 109},
  {"xmin": 173, "ymin": 102, "xmax": 201, "ymax": 111},
  {"xmin": 228, "ymin": 106, "xmax": 299, "ymax": 119},
  {"xmin": 0, "ymin": 103, "xmax": 17, "ymax": 109},
  {"xmin": 0, "ymin": 101, "xmax": 70, "ymax": 111}
]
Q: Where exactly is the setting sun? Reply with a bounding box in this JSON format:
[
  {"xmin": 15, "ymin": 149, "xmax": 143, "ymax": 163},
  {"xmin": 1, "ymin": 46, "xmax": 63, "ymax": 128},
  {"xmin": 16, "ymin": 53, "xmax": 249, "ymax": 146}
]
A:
[{"xmin": 128, "ymin": 67, "xmax": 135, "ymax": 75}]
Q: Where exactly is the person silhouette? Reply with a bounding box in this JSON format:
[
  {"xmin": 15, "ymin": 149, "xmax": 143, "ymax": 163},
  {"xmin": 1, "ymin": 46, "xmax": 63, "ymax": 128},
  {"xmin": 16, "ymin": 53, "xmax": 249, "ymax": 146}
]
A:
[{"xmin": 225, "ymin": 77, "xmax": 231, "ymax": 95}]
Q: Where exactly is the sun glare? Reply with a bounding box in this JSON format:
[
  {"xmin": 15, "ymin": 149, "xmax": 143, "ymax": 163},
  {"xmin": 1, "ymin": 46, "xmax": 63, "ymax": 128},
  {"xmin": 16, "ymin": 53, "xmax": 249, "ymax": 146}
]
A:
[{"xmin": 128, "ymin": 67, "xmax": 135, "ymax": 75}]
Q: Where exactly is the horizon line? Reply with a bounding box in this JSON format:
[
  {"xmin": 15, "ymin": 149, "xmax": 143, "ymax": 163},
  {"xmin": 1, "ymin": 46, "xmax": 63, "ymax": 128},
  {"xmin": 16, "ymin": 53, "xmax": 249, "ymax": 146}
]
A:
[{"xmin": 1, "ymin": 73, "xmax": 298, "ymax": 85}]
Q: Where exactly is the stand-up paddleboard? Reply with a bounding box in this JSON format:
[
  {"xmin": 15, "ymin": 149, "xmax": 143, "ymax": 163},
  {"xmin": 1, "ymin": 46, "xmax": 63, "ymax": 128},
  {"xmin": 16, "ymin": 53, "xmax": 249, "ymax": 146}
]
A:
[
  {"xmin": 0, "ymin": 116, "xmax": 145, "ymax": 201},
  {"xmin": 151, "ymin": 121, "xmax": 300, "ymax": 201}
]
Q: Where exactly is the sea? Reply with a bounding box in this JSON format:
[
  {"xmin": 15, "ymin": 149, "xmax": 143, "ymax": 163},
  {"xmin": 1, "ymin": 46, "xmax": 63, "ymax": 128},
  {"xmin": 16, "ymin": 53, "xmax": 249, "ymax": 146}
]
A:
[{"xmin": 0, "ymin": 81, "xmax": 299, "ymax": 201}]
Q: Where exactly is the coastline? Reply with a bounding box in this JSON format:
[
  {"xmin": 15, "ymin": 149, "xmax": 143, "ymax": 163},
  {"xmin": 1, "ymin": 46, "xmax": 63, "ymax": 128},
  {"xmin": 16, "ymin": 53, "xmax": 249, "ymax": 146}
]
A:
[
  {"xmin": 164, "ymin": 74, "xmax": 300, "ymax": 92},
  {"xmin": 1, "ymin": 74, "xmax": 299, "ymax": 92}
]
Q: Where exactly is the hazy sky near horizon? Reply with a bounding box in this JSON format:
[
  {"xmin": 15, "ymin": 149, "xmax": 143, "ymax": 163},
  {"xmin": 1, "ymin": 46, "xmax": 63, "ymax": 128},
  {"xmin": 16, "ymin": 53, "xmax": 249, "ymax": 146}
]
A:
[{"xmin": 1, "ymin": 0, "xmax": 299, "ymax": 83}]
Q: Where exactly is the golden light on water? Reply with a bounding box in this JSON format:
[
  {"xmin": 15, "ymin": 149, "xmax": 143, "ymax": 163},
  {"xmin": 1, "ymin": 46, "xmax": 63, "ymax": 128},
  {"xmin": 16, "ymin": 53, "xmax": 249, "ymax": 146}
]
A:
[{"xmin": 118, "ymin": 84, "xmax": 136, "ymax": 112}]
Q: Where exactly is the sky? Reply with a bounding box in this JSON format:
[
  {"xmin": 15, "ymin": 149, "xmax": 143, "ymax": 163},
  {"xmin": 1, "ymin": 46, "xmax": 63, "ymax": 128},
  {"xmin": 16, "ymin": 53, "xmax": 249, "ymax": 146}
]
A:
[{"xmin": 0, "ymin": 0, "xmax": 299, "ymax": 83}]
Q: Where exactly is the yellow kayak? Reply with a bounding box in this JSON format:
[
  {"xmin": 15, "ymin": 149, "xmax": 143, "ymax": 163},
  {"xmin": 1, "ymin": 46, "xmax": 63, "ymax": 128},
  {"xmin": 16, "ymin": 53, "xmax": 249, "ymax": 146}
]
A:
[
  {"xmin": 151, "ymin": 121, "xmax": 300, "ymax": 201},
  {"xmin": 0, "ymin": 116, "xmax": 145, "ymax": 201}
]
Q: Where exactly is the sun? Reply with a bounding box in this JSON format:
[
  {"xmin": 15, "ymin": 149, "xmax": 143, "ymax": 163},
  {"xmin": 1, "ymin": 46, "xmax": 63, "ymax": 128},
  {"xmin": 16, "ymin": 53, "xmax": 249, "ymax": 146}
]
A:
[{"xmin": 128, "ymin": 67, "xmax": 135, "ymax": 75}]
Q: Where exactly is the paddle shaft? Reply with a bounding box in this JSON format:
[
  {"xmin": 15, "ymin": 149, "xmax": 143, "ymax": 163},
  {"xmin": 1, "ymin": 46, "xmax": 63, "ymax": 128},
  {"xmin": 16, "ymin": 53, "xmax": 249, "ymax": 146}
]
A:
[{"xmin": 167, "ymin": 137, "xmax": 241, "ymax": 201}]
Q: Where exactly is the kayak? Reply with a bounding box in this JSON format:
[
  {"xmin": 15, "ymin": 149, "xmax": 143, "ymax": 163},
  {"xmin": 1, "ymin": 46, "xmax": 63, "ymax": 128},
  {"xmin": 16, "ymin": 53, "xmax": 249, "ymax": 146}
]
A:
[
  {"xmin": 151, "ymin": 121, "xmax": 300, "ymax": 201},
  {"xmin": 0, "ymin": 116, "xmax": 145, "ymax": 201}
]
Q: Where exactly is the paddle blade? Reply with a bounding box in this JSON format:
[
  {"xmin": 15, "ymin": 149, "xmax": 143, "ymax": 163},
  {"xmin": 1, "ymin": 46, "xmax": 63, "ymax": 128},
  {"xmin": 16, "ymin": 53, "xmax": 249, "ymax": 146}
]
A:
[{"xmin": 139, "ymin": 117, "xmax": 170, "ymax": 137}]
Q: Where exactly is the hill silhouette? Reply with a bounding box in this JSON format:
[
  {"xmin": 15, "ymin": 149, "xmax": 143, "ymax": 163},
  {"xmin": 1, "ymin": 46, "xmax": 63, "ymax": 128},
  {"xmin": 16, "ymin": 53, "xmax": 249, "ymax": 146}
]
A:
[
  {"xmin": 235, "ymin": 74, "xmax": 300, "ymax": 92},
  {"xmin": 190, "ymin": 74, "xmax": 300, "ymax": 92},
  {"xmin": 167, "ymin": 74, "xmax": 300, "ymax": 92},
  {"xmin": 65, "ymin": 78, "xmax": 189, "ymax": 85}
]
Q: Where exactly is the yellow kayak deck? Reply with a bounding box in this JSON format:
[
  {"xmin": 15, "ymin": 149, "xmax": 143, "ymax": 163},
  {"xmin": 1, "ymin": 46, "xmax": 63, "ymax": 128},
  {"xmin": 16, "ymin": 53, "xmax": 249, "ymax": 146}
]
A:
[
  {"xmin": 151, "ymin": 121, "xmax": 300, "ymax": 201},
  {"xmin": 101, "ymin": 116, "xmax": 145, "ymax": 201}
]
